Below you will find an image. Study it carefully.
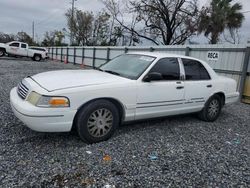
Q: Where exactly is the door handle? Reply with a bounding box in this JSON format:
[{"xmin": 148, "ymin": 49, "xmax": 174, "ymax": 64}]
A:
[
  {"xmin": 176, "ymin": 86, "xmax": 184, "ymax": 89},
  {"xmin": 207, "ymin": 84, "xmax": 212, "ymax": 88}
]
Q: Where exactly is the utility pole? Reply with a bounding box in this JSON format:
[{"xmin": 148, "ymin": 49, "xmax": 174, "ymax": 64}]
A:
[
  {"xmin": 32, "ymin": 21, "xmax": 35, "ymax": 42},
  {"xmin": 70, "ymin": 0, "xmax": 77, "ymax": 45}
]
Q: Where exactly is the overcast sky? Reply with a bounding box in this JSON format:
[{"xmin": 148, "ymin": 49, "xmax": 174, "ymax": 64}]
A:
[{"xmin": 0, "ymin": 0, "xmax": 249, "ymax": 44}]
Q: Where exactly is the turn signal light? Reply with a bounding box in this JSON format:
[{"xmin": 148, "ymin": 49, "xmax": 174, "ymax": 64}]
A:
[{"xmin": 49, "ymin": 98, "xmax": 69, "ymax": 107}]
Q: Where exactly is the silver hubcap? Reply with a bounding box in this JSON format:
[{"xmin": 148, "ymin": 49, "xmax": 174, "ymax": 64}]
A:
[
  {"xmin": 87, "ymin": 108, "xmax": 113, "ymax": 138},
  {"xmin": 208, "ymin": 99, "xmax": 219, "ymax": 118},
  {"xmin": 0, "ymin": 51, "xmax": 4, "ymax": 56},
  {"xmin": 35, "ymin": 56, "xmax": 40, "ymax": 61}
]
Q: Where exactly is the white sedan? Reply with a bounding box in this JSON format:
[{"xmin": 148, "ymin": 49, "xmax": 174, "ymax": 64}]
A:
[{"xmin": 10, "ymin": 52, "xmax": 239, "ymax": 143}]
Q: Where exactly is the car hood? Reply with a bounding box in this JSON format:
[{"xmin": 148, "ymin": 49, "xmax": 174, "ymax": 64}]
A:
[
  {"xmin": 0, "ymin": 43, "xmax": 6, "ymax": 47},
  {"xmin": 30, "ymin": 69, "xmax": 129, "ymax": 91}
]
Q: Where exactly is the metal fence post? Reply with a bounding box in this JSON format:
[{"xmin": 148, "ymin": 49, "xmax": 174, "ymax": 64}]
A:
[
  {"xmin": 48, "ymin": 48, "xmax": 50, "ymax": 57},
  {"xmin": 66, "ymin": 47, "xmax": 69, "ymax": 63},
  {"xmin": 185, "ymin": 47, "xmax": 190, "ymax": 56},
  {"xmin": 125, "ymin": 47, "xmax": 128, "ymax": 53},
  {"xmin": 73, "ymin": 47, "xmax": 76, "ymax": 65},
  {"xmin": 51, "ymin": 47, "xmax": 54, "ymax": 60},
  {"xmin": 150, "ymin": 47, "xmax": 155, "ymax": 52},
  {"xmin": 55, "ymin": 47, "xmax": 58, "ymax": 60},
  {"xmin": 82, "ymin": 47, "xmax": 85, "ymax": 64},
  {"xmin": 107, "ymin": 47, "xmax": 110, "ymax": 62},
  {"xmin": 93, "ymin": 47, "xmax": 96, "ymax": 68},
  {"xmin": 61, "ymin": 47, "xmax": 63, "ymax": 62},
  {"xmin": 239, "ymin": 47, "xmax": 250, "ymax": 100}
]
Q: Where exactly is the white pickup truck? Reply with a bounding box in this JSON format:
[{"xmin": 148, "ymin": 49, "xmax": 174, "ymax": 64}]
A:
[{"xmin": 0, "ymin": 41, "xmax": 47, "ymax": 61}]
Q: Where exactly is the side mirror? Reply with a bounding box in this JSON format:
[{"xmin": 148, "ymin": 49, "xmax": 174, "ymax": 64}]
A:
[{"xmin": 143, "ymin": 72, "xmax": 163, "ymax": 82}]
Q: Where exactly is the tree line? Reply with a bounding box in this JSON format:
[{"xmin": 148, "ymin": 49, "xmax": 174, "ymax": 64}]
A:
[
  {"xmin": 0, "ymin": 0, "xmax": 245, "ymax": 46},
  {"xmin": 0, "ymin": 30, "xmax": 66, "ymax": 47}
]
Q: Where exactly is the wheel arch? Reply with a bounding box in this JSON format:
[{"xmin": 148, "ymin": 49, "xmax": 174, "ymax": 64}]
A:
[
  {"xmin": 33, "ymin": 53, "xmax": 41, "ymax": 58},
  {"xmin": 214, "ymin": 92, "xmax": 225, "ymax": 106},
  {"xmin": 0, "ymin": 47, "xmax": 6, "ymax": 52},
  {"xmin": 72, "ymin": 97, "xmax": 126, "ymax": 131}
]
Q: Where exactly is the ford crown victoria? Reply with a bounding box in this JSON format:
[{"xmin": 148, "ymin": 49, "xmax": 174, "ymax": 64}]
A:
[{"xmin": 10, "ymin": 52, "xmax": 239, "ymax": 143}]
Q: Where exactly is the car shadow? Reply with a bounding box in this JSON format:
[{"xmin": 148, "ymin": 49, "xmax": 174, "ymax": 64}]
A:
[
  {"xmin": 9, "ymin": 111, "xmax": 229, "ymax": 146},
  {"xmin": 0, "ymin": 56, "xmax": 48, "ymax": 62},
  {"xmin": 117, "ymin": 113, "xmax": 199, "ymax": 134}
]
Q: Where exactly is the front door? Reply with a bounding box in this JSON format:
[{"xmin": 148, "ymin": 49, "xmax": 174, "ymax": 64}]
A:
[
  {"xmin": 136, "ymin": 58, "xmax": 185, "ymax": 120},
  {"xmin": 8, "ymin": 42, "xmax": 20, "ymax": 55}
]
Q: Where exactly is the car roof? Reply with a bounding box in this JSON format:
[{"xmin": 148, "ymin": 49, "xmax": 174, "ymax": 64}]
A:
[{"xmin": 127, "ymin": 51, "xmax": 195, "ymax": 59}]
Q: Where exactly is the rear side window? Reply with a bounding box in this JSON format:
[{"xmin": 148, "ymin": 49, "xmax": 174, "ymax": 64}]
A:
[
  {"xmin": 21, "ymin": 44, "xmax": 27, "ymax": 48},
  {"xmin": 182, "ymin": 59, "xmax": 210, "ymax": 80},
  {"xmin": 9, "ymin": 43, "xmax": 19, "ymax": 47},
  {"xmin": 149, "ymin": 58, "xmax": 180, "ymax": 80}
]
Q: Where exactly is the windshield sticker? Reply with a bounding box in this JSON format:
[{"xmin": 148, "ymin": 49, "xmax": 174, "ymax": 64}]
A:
[{"xmin": 139, "ymin": 56, "xmax": 154, "ymax": 61}]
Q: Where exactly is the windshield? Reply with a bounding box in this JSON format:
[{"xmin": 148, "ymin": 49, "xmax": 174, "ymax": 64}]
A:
[{"xmin": 100, "ymin": 54, "xmax": 156, "ymax": 80}]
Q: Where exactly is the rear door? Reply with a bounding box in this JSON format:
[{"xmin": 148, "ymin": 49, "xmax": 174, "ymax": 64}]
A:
[
  {"xmin": 136, "ymin": 58, "xmax": 185, "ymax": 119},
  {"xmin": 181, "ymin": 58, "xmax": 213, "ymax": 107},
  {"xmin": 19, "ymin": 43, "xmax": 28, "ymax": 56}
]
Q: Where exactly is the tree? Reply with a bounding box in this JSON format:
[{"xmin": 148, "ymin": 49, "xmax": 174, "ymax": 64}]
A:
[
  {"xmin": 41, "ymin": 30, "xmax": 66, "ymax": 46},
  {"xmin": 223, "ymin": 28, "xmax": 241, "ymax": 44},
  {"xmin": 102, "ymin": 0, "xmax": 199, "ymax": 45},
  {"xmin": 92, "ymin": 11, "xmax": 111, "ymax": 46},
  {"xmin": 54, "ymin": 31, "xmax": 65, "ymax": 46},
  {"xmin": 0, "ymin": 32, "xmax": 38, "ymax": 45},
  {"xmin": 65, "ymin": 9, "xmax": 94, "ymax": 46},
  {"xmin": 16, "ymin": 32, "xmax": 35, "ymax": 45},
  {"xmin": 0, "ymin": 32, "xmax": 15, "ymax": 43},
  {"xmin": 198, "ymin": 0, "xmax": 244, "ymax": 44},
  {"xmin": 65, "ymin": 8, "xmax": 122, "ymax": 46}
]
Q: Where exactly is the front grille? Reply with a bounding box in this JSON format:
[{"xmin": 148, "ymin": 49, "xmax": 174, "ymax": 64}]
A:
[{"xmin": 17, "ymin": 82, "xmax": 29, "ymax": 100}]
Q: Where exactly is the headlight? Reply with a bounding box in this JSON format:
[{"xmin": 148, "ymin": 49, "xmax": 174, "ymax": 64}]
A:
[{"xmin": 27, "ymin": 91, "xmax": 70, "ymax": 108}]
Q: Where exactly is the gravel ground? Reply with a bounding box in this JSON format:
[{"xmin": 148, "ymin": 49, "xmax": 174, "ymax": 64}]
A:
[{"xmin": 0, "ymin": 57, "xmax": 249, "ymax": 187}]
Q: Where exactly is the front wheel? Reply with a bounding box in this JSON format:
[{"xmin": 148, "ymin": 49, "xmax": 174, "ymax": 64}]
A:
[
  {"xmin": 198, "ymin": 95, "xmax": 222, "ymax": 122},
  {"xmin": 0, "ymin": 49, "xmax": 5, "ymax": 57},
  {"xmin": 75, "ymin": 100, "xmax": 120, "ymax": 143},
  {"xmin": 33, "ymin": 54, "xmax": 41, "ymax": 61}
]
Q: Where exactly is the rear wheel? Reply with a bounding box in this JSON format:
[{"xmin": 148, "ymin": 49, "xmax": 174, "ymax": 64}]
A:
[
  {"xmin": 0, "ymin": 49, "xmax": 5, "ymax": 57},
  {"xmin": 76, "ymin": 100, "xmax": 120, "ymax": 143},
  {"xmin": 33, "ymin": 54, "xmax": 41, "ymax": 61},
  {"xmin": 198, "ymin": 95, "xmax": 222, "ymax": 122}
]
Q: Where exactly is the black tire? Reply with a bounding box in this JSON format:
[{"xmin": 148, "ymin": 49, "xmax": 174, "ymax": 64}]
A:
[
  {"xmin": 33, "ymin": 54, "xmax": 41, "ymax": 61},
  {"xmin": 198, "ymin": 94, "xmax": 222, "ymax": 122},
  {"xmin": 76, "ymin": 100, "xmax": 120, "ymax": 143},
  {"xmin": 0, "ymin": 49, "xmax": 5, "ymax": 57}
]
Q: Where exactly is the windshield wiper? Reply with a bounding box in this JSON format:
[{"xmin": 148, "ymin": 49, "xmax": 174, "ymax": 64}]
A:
[{"xmin": 103, "ymin": 70, "xmax": 121, "ymax": 76}]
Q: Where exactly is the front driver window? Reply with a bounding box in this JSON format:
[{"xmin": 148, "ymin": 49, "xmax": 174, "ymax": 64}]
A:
[
  {"xmin": 148, "ymin": 58, "xmax": 180, "ymax": 81},
  {"xmin": 9, "ymin": 43, "xmax": 19, "ymax": 47}
]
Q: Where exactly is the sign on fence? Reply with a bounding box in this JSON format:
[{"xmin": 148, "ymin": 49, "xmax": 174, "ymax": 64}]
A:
[{"xmin": 207, "ymin": 51, "xmax": 220, "ymax": 61}]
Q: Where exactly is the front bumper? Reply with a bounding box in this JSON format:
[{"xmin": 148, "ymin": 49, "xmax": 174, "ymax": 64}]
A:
[{"xmin": 10, "ymin": 87, "xmax": 77, "ymax": 132}]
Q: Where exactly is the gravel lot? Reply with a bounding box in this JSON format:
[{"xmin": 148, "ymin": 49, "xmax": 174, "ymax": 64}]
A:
[{"xmin": 0, "ymin": 57, "xmax": 249, "ymax": 187}]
